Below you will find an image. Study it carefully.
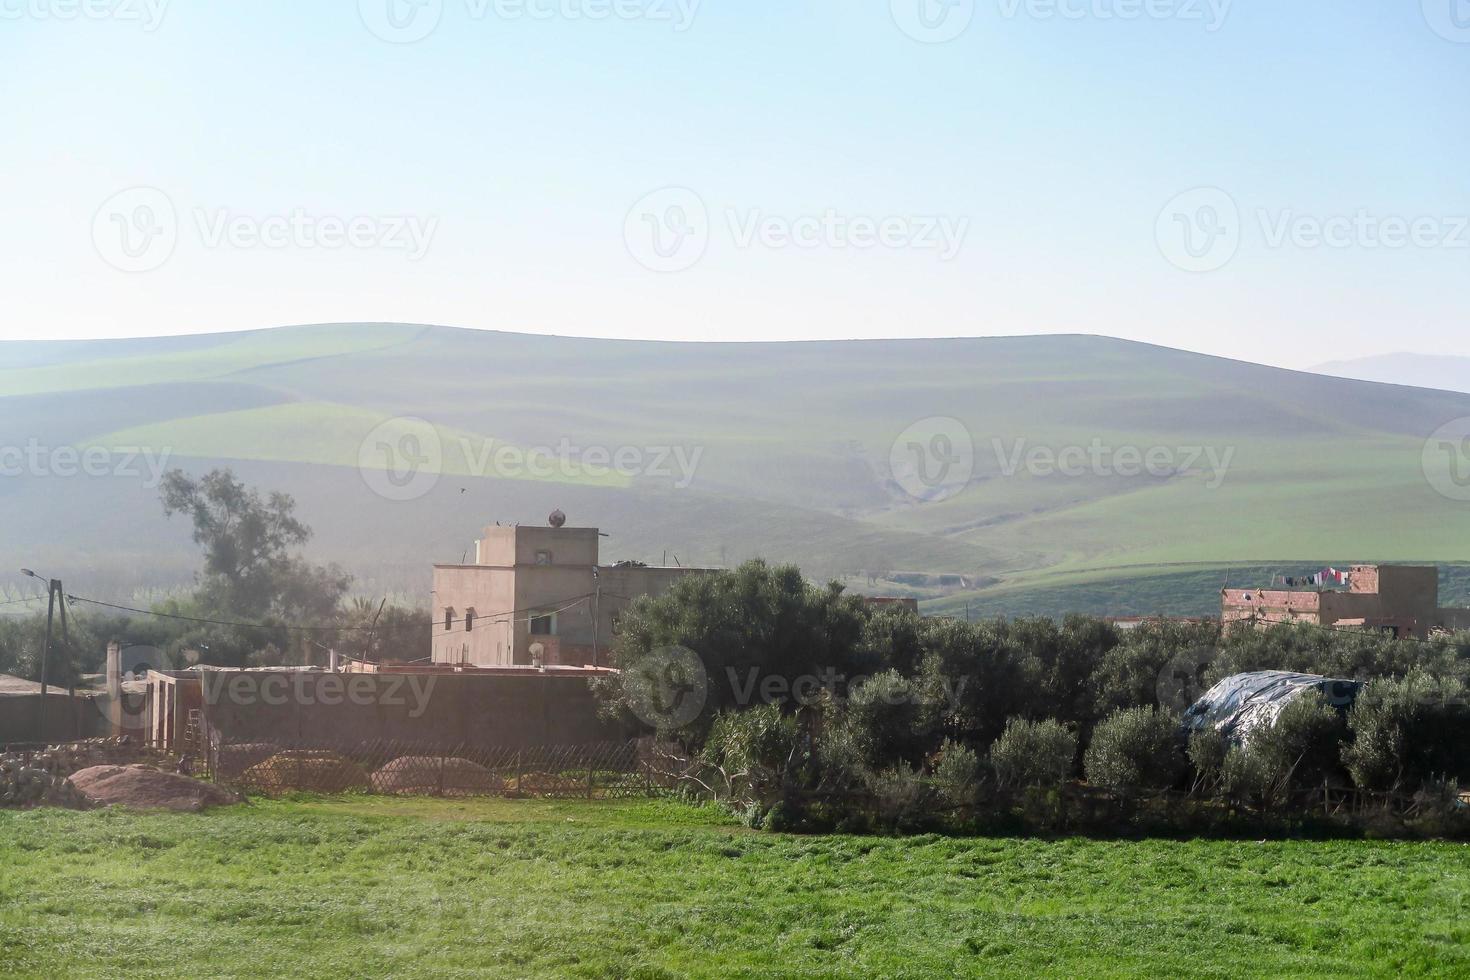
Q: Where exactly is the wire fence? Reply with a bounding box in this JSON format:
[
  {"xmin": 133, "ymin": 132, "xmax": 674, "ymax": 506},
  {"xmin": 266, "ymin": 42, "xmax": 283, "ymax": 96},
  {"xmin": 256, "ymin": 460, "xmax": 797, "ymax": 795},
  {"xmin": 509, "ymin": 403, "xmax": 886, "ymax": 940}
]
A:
[{"xmin": 207, "ymin": 730, "xmax": 656, "ymax": 799}]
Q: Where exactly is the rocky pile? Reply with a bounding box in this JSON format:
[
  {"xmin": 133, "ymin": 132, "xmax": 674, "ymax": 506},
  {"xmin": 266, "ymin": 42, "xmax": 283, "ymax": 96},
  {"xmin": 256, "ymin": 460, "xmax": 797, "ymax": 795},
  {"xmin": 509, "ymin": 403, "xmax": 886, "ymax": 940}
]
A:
[
  {"xmin": 371, "ymin": 756, "xmax": 502, "ymax": 797},
  {"xmin": 4, "ymin": 737, "xmax": 181, "ymax": 779},
  {"xmin": 0, "ymin": 758, "xmax": 91, "ymax": 809},
  {"xmin": 241, "ymin": 750, "xmax": 370, "ymax": 794},
  {"xmin": 68, "ymin": 765, "xmax": 240, "ymax": 812}
]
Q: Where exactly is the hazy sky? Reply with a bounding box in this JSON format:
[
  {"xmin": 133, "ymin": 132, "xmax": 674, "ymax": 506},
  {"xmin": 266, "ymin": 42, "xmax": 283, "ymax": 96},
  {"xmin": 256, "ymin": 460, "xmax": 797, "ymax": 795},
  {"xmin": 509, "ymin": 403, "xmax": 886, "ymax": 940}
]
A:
[{"xmin": 2, "ymin": 1, "xmax": 1466, "ymax": 368}]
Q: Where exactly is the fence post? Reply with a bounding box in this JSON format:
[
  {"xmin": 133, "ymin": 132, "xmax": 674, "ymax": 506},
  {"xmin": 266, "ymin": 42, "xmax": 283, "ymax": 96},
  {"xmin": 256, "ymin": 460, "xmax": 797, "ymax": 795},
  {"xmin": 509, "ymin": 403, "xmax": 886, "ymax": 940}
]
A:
[
  {"xmin": 515, "ymin": 750, "xmax": 523, "ymax": 796},
  {"xmin": 587, "ymin": 754, "xmax": 595, "ymax": 800}
]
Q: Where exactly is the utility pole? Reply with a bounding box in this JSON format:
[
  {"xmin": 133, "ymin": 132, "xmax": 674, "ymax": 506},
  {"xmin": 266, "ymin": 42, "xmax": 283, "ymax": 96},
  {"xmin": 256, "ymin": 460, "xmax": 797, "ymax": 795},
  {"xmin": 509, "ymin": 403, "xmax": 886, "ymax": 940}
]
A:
[
  {"xmin": 20, "ymin": 569, "xmax": 60, "ymax": 741},
  {"xmin": 591, "ymin": 566, "xmax": 601, "ymax": 669}
]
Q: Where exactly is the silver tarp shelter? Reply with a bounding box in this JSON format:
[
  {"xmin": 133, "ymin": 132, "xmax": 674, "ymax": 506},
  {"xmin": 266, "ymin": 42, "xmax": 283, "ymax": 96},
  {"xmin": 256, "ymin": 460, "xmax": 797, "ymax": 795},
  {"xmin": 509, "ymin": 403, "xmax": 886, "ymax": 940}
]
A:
[{"xmin": 1182, "ymin": 670, "xmax": 1361, "ymax": 746}]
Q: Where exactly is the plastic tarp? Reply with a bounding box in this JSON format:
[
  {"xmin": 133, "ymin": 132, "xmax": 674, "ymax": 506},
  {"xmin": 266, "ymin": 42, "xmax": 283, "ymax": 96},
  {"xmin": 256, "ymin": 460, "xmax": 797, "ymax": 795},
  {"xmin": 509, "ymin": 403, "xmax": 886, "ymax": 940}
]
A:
[{"xmin": 1182, "ymin": 670, "xmax": 1361, "ymax": 746}]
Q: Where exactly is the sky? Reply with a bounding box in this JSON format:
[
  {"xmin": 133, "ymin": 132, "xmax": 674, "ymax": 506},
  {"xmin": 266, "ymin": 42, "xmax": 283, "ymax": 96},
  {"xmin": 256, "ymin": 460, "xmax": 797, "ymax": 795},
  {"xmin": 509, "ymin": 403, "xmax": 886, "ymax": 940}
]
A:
[{"xmin": 1, "ymin": 0, "xmax": 1466, "ymax": 369}]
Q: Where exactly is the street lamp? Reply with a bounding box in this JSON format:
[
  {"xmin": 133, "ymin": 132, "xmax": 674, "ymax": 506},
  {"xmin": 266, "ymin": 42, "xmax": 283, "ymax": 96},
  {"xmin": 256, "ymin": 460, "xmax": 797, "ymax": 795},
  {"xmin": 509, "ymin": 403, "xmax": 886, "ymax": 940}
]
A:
[{"xmin": 19, "ymin": 568, "xmax": 64, "ymax": 741}]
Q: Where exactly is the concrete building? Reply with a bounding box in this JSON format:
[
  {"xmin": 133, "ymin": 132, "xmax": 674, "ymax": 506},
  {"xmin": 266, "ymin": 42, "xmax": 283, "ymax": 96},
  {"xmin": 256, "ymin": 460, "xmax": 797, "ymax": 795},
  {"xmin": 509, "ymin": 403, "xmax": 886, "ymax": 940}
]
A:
[
  {"xmin": 431, "ymin": 520, "xmax": 714, "ymax": 667},
  {"xmin": 1221, "ymin": 564, "xmax": 1470, "ymax": 640}
]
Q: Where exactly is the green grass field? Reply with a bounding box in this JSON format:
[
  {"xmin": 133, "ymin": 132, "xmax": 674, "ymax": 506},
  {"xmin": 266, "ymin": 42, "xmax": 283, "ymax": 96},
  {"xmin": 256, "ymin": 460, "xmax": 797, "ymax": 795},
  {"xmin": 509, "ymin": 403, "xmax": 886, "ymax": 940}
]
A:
[{"xmin": 2, "ymin": 796, "xmax": 1467, "ymax": 978}]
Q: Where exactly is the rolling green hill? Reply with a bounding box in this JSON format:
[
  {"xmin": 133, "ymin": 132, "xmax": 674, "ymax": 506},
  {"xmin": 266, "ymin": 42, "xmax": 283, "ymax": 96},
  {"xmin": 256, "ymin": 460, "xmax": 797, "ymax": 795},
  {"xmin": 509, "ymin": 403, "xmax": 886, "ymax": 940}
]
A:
[{"xmin": 4, "ymin": 323, "xmax": 1469, "ymax": 616}]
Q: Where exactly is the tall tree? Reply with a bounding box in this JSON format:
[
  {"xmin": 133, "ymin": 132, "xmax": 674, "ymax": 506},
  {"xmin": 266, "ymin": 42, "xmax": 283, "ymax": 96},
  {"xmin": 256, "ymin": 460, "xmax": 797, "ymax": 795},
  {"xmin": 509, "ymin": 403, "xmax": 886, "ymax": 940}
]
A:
[{"xmin": 159, "ymin": 468, "xmax": 351, "ymax": 665}]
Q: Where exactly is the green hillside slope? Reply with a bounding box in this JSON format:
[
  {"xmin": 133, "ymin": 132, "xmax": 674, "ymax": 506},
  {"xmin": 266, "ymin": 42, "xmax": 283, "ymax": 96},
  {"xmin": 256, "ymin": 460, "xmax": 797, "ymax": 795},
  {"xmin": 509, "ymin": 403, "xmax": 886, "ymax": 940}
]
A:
[{"xmin": 4, "ymin": 323, "xmax": 1467, "ymax": 615}]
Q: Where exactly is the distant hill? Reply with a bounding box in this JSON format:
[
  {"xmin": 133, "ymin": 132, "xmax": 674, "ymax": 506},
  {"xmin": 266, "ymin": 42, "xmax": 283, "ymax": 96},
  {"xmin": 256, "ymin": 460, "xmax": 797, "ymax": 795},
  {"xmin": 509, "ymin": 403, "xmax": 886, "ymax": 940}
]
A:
[
  {"xmin": 5, "ymin": 323, "xmax": 1470, "ymax": 617},
  {"xmin": 1311, "ymin": 353, "xmax": 1470, "ymax": 395}
]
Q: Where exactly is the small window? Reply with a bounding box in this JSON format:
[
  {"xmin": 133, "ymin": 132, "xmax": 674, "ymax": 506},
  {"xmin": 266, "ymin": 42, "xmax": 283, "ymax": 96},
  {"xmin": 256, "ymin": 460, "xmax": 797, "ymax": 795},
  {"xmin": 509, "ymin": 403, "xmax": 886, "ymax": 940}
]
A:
[
  {"xmin": 530, "ymin": 612, "xmax": 555, "ymax": 635},
  {"xmin": 444, "ymin": 607, "xmax": 455, "ymax": 631},
  {"xmin": 535, "ymin": 550, "xmax": 553, "ymax": 565},
  {"xmin": 465, "ymin": 608, "xmax": 476, "ymax": 632}
]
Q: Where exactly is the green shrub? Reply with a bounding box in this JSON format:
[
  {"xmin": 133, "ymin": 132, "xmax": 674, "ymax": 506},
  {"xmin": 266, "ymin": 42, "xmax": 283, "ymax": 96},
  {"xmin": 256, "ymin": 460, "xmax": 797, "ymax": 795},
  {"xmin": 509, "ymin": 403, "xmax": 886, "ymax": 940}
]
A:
[
  {"xmin": 932, "ymin": 740, "xmax": 983, "ymax": 806},
  {"xmin": 1187, "ymin": 729, "xmax": 1228, "ymax": 790},
  {"xmin": 1249, "ymin": 693, "xmax": 1345, "ymax": 789},
  {"xmin": 1342, "ymin": 671, "xmax": 1470, "ymax": 792},
  {"xmin": 990, "ymin": 718, "xmax": 1076, "ymax": 790},
  {"xmin": 703, "ymin": 704, "xmax": 797, "ymax": 774},
  {"xmin": 864, "ymin": 764, "xmax": 927, "ymax": 829},
  {"xmin": 1083, "ymin": 706, "xmax": 1184, "ymax": 793},
  {"xmin": 1220, "ymin": 745, "xmax": 1273, "ymax": 804},
  {"xmin": 840, "ymin": 670, "xmax": 931, "ymax": 768}
]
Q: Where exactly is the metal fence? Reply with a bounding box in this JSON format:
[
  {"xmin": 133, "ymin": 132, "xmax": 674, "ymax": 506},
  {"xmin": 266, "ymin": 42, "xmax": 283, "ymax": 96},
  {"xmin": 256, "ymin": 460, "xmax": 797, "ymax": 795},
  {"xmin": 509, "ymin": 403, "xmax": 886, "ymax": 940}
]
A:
[{"xmin": 206, "ymin": 730, "xmax": 655, "ymax": 799}]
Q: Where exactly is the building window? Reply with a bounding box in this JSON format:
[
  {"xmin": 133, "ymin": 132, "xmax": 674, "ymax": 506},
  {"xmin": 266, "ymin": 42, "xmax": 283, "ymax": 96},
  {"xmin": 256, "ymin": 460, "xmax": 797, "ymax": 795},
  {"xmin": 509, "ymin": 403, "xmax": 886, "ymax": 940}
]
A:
[
  {"xmin": 535, "ymin": 550, "xmax": 553, "ymax": 565},
  {"xmin": 465, "ymin": 608, "xmax": 476, "ymax": 632},
  {"xmin": 530, "ymin": 612, "xmax": 556, "ymax": 635},
  {"xmin": 444, "ymin": 607, "xmax": 455, "ymax": 631}
]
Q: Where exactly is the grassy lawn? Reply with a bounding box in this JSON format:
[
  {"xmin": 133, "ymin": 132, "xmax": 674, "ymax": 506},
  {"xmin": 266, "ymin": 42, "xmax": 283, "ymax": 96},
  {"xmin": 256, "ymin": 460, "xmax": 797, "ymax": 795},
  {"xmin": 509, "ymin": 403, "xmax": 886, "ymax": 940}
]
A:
[{"xmin": 1, "ymin": 797, "xmax": 1468, "ymax": 978}]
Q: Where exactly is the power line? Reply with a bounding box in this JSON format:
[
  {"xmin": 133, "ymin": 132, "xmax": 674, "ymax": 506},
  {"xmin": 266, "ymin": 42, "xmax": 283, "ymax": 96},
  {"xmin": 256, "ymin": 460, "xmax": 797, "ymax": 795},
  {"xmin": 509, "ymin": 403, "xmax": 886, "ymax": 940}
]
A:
[{"xmin": 61, "ymin": 590, "xmax": 595, "ymax": 638}]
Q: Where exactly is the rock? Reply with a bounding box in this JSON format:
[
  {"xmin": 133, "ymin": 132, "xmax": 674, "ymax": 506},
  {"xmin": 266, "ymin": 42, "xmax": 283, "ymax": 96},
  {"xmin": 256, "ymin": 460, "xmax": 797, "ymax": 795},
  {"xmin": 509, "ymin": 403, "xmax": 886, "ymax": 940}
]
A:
[
  {"xmin": 371, "ymin": 756, "xmax": 502, "ymax": 797},
  {"xmin": 240, "ymin": 751, "xmax": 370, "ymax": 794},
  {"xmin": 68, "ymin": 765, "xmax": 239, "ymax": 812}
]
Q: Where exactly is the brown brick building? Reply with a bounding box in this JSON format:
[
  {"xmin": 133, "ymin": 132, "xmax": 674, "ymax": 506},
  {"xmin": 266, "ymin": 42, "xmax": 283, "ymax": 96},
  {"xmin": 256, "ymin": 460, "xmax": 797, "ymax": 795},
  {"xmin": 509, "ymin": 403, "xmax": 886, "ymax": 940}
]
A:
[
  {"xmin": 431, "ymin": 522, "xmax": 714, "ymax": 668},
  {"xmin": 1221, "ymin": 564, "xmax": 1470, "ymax": 639}
]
